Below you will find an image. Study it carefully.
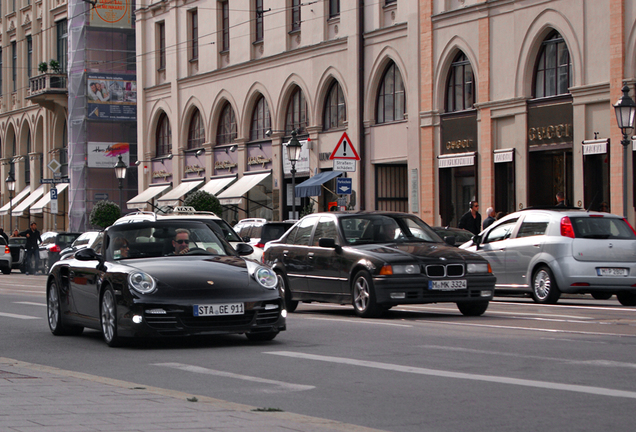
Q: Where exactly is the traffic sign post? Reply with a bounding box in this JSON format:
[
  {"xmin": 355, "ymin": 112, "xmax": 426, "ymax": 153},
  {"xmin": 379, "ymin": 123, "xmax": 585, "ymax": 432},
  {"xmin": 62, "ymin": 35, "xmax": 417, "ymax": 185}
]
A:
[
  {"xmin": 329, "ymin": 132, "xmax": 360, "ymax": 161},
  {"xmin": 336, "ymin": 177, "xmax": 352, "ymax": 195},
  {"xmin": 333, "ymin": 160, "xmax": 356, "ymax": 172}
]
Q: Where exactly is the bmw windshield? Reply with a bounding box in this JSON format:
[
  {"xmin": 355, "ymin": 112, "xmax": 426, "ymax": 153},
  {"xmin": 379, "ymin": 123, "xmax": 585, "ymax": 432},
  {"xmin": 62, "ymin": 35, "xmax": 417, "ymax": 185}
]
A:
[{"xmin": 340, "ymin": 214, "xmax": 443, "ymax": 245}]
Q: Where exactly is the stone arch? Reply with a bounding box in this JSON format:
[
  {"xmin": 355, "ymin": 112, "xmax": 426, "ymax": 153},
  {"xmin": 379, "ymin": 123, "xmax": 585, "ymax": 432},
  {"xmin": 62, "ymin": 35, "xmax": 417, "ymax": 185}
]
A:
[
  {"xmin": 241, "ymin": 83, "xmax": 275, "ymax": 141},
  {"xmin": 180, "ymin": 96, "xmax": 207, "ymax": 151},
  {"xmin": 148, "ymin": 101, "xmax": 174, "ymax": 158},
  {"xmin": 515, "ymin": 9, "xmax": 583, "ymax": 98},
  {"xmin": 209, "ymin": 91, "xmax": 240, "ymax": 147}
]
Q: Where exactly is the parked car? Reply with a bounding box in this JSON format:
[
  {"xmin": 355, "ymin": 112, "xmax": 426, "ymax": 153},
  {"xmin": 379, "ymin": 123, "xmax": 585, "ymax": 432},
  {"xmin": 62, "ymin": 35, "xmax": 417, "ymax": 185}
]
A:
[
  {"xmin": 46, "ymin": 220, "xmax": 285, "ymax": 346},
  {"xmin": 59, "ymin": 231, "xmax": 100, "ymax": 260},
  {"xmin": 431, "ymin": 226, "xmax": 475, "ymax": 247},
  {"xmin": 39, "ymin": 232, "xmax": 82, "ymax": 273},
  {"xmin": 0, "ymin": 237, "xmax": 12, "ymax": 274},
  {"xmin": 459, "ymin": 208, "xmax": 636, "ymax": 306},
  {"xmin": 8, "ymin": 236, "xmax": 27, "ymax": 273},
  {"xmin": 234, "ymin": 219, "xmax": 295, "ymax": 261},
  {"xmin": 263, "ymin": 211, "xmax": 496, "ymax": 318},
  {"xmin": 114, "ymin": 206, "xmax": 246, "ymax": 250}
]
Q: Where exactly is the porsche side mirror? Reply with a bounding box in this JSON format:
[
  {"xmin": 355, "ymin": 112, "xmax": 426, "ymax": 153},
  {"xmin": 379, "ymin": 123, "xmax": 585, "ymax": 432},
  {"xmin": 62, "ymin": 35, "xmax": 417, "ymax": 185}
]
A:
[
  {"xmin": 235, "ymin": 243, "xmax": 254, "ymax": 256},
  {"xmin": 242, "ymin": 236, "xmax": 251, "ymax": 243},
  {"xmin": 75, "ymin": 248, "xmax": 103, "ymax": 263}
]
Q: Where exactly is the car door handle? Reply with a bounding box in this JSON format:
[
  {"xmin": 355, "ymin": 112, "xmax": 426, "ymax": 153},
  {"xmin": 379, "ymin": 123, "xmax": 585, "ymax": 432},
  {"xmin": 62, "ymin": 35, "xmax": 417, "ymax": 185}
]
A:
[
  {"xmin": 533, "ymin": 244, "xmax": 541, "ymax": 248},
  {"xmin": 69, "ymin": 271, "xmax": 75, "ymax": 278},
  {"xmin": 307, "ymin": 252, "xmax": 315, "ymax": 260},
  {"xmin": 283, "ymin": 250, "xmax": 289, "ymax": 257}
]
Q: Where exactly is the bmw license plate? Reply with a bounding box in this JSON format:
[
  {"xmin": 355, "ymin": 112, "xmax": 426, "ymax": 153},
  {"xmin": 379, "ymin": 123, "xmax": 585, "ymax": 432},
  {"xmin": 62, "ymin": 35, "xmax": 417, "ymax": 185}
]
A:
[
  {"xmin": 597, "ymin": 268, "xmax": 628, "ymax": 276},
  {"xmin": 429, "ymin": 280, "xmax": 467, "ymax": 291},
  {"xmin": 194, "ymin": 303, "xmax": 245, "ymax": 316}
]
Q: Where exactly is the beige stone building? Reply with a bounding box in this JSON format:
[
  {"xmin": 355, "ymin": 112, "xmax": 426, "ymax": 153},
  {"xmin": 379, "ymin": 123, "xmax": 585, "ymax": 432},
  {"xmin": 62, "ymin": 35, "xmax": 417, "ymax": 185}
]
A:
[
  {"xmin": 420, "ymin": 0, "xmax": 636, "ymax": 226},
  {"xmin": 133, "ymin": 1, "xmax": 421, "ymax": 221}
]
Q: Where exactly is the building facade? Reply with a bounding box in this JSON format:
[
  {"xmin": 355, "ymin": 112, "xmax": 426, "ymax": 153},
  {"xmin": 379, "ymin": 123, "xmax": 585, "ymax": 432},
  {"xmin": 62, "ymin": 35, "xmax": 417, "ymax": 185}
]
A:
[
  {"xmin": 420, "ymin": 0, "xmax": 636, "ymax": 226},
  {"xmin": 133, "ymin": 1, "xmax": 420, "ymax": 222}
]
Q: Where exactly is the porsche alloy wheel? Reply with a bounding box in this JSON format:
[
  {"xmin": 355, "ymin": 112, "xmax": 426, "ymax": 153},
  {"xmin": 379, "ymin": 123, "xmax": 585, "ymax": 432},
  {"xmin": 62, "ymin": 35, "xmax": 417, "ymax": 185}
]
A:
[
  {"xmin": 47, "ymin": 281, "xmax": 83, "ymax": 336},
  {"xmin": 100, "ymin": 287, "xmax": 122, "ymax": 347},
  {"xmin": 352, "ymin": 270, "xmax": 383, "ymax": 318}
]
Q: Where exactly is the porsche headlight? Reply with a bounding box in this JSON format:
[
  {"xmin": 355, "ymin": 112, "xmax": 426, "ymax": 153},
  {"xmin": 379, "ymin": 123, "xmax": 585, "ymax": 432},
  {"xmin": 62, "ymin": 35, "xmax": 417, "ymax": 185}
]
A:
[
  {"xmin": 246, "ymin": 261, "xmax": 278, "ymax": 289},
  {"xmin": 467, "ymin": 263, "xmax": 491, "ymax": 274},
  {"xmin": 128, "ymin": 271, "xmax": 157, "ymax": 294}
]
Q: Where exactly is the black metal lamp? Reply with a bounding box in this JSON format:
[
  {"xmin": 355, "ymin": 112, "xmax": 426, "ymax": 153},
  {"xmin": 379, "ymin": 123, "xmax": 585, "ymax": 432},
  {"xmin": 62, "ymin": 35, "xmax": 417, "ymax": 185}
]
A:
[
  {"xmin": 613, "ymin": 85, "xmax": 636, "ymax": 216},
  {"xmin": 285, "ymin": 129, "xmax": 303, "ymax": 218},
  {"xmin": 6, "ymin": 173, "xmax": 15, "ymax": 232},
  {"xmin": 114, "ymin": 155, "xmax": 127, "ymax": 209}
]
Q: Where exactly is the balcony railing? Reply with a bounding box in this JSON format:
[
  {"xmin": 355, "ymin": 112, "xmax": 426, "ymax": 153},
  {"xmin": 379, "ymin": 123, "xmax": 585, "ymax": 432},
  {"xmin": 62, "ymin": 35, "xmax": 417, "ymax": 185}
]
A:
[{"xmin": 27, "ymin": 73, "xmax": 68, "ymax": 98}]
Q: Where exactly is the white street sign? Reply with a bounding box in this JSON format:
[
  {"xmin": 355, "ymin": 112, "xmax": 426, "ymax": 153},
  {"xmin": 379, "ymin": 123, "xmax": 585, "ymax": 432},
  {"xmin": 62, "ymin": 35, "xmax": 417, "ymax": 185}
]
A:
[
  {"xmin": 50, "ymin": 198, "xmax": 58, "ymax": 214},
  {"xmin": 333, "ymin": 160, "xmax": 356, "ymax": 172},
  {"xmin": 48, "ymin": 159, "xmax": 61, "ymax": 173}
]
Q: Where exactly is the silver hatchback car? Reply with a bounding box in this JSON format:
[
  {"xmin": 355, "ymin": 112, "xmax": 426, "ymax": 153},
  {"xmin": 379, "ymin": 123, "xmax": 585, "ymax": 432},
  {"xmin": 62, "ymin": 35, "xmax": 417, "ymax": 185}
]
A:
[{"xmin": 460, "ymin": 208, "xmax": 636, "ymax": 306}]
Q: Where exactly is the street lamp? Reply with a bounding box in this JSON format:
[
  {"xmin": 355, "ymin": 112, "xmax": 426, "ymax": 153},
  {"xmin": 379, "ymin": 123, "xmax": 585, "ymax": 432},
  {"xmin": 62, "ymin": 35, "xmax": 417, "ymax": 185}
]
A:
[
  {"xmin": 6, "ymin": 172, "xmax": 15, "ymax": 232},
  {"xmin": 114, "ymin": 155, "xmax": 127, "ymax": 210},
  {"xmin": 613, "ymin": 85, "xmax": 636, "ymax": 217},
  {"xmin": 285, "ymin": 129, "xmax": 303, "ymax": 219}
]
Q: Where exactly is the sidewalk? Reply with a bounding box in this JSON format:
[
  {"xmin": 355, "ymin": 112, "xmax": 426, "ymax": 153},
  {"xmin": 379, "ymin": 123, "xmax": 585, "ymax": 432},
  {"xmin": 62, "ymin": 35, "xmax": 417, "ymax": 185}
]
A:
[{"xmin": 0, "ymin": 357, "xmax": 384, "ymax": 432}]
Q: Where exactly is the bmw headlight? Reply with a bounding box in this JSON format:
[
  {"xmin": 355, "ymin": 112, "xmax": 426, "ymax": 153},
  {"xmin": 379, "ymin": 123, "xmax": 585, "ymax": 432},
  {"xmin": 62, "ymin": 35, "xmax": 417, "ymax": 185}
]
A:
[
  {"xmin": 128, "ymin": 271, "xmax": 157, "ymax": 294},
  {"xmin": 391, "ymin": 264, "xmax": 421, "ymax": 275},
  {"xmin": 467, "ymin": 263, "xmax": 491, "ymax": 274},
  {"xmin": 246, "ymin": 261, "xmax": 278, "ymax": 289}
]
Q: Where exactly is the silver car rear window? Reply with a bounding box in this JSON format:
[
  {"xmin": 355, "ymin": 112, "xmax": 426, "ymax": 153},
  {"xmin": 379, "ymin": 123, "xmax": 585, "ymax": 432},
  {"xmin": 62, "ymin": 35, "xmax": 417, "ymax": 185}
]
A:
[{"xmin": 570, "ymin": 217, "xmax": 636, "ymax": 240}]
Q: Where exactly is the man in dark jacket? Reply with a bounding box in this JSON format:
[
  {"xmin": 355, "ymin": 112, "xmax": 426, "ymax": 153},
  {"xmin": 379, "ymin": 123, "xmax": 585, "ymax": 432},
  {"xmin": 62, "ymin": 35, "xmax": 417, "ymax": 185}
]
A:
[
  {"xmin": 458, "ymin": 201, "xmax": 482, "ymax": 235},
  {"xmin": 482, "ymin": 207, "xmax": 496, "ymax": 230},
  {"xmin": 0, "ymin": 227, "xmax": 8, "ymax": 243},
  {"xmin": 20, "ymin": 222, "xmax": 42, "ymax": 275}
]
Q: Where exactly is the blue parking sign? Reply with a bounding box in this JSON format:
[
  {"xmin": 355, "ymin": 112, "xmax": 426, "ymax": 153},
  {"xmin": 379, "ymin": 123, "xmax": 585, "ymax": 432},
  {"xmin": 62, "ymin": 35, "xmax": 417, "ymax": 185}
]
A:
[
  {"xmin": 50, "ymin": 188, "xmax": 58, "ymax": 200},
  {"xmin": 336, "ymin": 177, "xmax": 352, "ymax": 195}
]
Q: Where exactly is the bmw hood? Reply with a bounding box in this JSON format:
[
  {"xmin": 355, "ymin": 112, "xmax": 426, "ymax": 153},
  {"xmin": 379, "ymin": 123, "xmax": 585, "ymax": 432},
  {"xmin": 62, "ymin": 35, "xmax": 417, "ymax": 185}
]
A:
[{"xmin": 354, "ymin": 242, "xmax": 485, "ymax": 263}]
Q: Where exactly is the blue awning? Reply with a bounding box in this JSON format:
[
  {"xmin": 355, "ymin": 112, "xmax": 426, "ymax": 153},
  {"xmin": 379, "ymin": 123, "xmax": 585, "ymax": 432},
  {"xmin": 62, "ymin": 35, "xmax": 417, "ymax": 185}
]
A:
[{"xmin": 295, "ymin": 171, "xmax": 344, "ymax": 197}]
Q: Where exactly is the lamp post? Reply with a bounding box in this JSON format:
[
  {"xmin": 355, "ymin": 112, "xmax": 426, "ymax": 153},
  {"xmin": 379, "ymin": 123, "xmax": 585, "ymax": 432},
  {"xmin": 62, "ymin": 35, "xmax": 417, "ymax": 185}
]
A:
[
  {"xmin": 613, "ymin": 85, "xmax": 636, "ymax": 217},
  {"xmin": 285, "ymin": 129, "xmax": 303, "ymax": 219},
  {"xmin": 114, "ymin": 155, "xmax": 127, "ymax": 210},
  {"xmin": 6, "ymin": 173, "xmax": 15, "ymax": 232}
]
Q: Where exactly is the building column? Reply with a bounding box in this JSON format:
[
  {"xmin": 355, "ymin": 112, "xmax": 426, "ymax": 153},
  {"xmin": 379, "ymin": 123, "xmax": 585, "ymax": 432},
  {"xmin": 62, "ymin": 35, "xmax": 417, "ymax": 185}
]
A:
[
  {"xmin": 478, "ymin": 17, "xmax": 493, "ymax": 215},
  {"xmin": 419, "ymin": 0, "xmax": 435, "ymax": 224}
]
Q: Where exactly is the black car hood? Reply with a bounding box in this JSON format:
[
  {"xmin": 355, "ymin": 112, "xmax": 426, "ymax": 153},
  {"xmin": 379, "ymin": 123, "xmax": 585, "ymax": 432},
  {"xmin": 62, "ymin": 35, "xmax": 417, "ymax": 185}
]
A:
[{"xmin": 353, "ymin": 241, "xmax": 482, "ymax": 263}]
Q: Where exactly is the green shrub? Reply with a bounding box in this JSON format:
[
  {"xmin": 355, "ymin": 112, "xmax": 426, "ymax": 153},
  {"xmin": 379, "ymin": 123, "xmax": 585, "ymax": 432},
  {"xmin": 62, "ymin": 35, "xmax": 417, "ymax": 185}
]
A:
[
  {"xmin": 90, "ymin": 200, "xmax": 121, "ymax": 228},
  {"xmin": 183, "ymin": 190, "xmax": 223, "ymax": 215}
]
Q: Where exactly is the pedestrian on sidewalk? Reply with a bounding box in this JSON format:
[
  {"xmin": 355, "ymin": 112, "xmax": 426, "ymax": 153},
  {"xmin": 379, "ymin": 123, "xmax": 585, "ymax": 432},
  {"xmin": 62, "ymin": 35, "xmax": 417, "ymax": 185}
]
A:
[
  {"xmin": 20, "ymin": 222, "xmax": 42, "ymax": 275},
  {"xmin": 458, "ymin": 201, "xmax": 482, "ymax": 235}
]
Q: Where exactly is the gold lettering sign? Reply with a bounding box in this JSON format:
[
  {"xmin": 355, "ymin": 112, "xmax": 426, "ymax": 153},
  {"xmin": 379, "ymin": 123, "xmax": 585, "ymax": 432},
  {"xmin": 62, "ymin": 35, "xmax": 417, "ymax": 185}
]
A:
[
  {"xmin": 185, "ymin": 165, "xmax": 205, "ymax": 175},
  {"xmin": 152, "ymin": 170, "xmax": 172, "ymax": 180},
  {"xmin": 445, "ymin": 139, "xmax": 474, "ymax": 151},
  {"xmin": 528, "ymin": 124, "xmax": 572, "ymax": 142},
  {"xmin": 247, "ymin": 155, "xmax": 272, "ymax": 169},
  {"xmin": 215, "ymin": 160, "xmax": 237, "ymax": 172}
]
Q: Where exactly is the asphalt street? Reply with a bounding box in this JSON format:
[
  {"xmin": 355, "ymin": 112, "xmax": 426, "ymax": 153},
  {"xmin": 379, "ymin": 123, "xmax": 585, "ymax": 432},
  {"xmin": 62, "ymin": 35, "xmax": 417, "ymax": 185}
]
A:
[{"xmin": 1, "ymin": 273, "xmax": 636, "ymax": 432}]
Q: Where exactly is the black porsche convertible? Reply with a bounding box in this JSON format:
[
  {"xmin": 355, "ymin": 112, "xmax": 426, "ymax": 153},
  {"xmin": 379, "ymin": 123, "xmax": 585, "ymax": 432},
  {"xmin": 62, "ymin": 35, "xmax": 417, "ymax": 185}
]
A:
[
  {"xmin": 46, "ymin": 220, "xmax": 286, "ymax": 346},
  {"xmin": 263, "ymin": 211, "xmax": 496, "ymax": 318}
]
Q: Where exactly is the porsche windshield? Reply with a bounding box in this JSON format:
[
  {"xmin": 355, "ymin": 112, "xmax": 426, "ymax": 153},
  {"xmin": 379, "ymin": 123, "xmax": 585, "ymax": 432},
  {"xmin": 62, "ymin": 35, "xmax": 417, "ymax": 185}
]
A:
[
  {"xmin": 341, "ymin": 214, "xmax": 443, "ymax": 244},
  {"xmin": 106, "ymin": 221, "xmax": 234, "ymax": 260}
]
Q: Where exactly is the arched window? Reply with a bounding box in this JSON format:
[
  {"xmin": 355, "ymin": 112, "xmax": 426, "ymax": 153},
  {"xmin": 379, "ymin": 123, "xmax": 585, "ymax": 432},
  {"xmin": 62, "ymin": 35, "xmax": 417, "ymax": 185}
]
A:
[
  {"xmin": 25, "ymin": 129, "xmax": 31, "ymax": 185},
  {"xmin": 534, "ymin": 32, "xmax": 572, "ymax": 98},
  {"xmin": 323, "ymin": 81, "xmax": 346, "ymax": 130},
  {"xmin": 376, "ymin": 61, "xmax": 405, "ymax": 123},
  {"xmin": 250, "ymin": 95, "xmax": 271, "ymax": 141},
  {"xmin": 217, "ymin": 102, "xmax": 237, "ymax": 145},
  {"xmin": 187, "ymin": 109, "xmax": 205, "ymax": 150},
  {"xmin": 285, "ymin": 86, "xmax": 308, "ymax": 135},
  {"xmin": 446, "ymin": 53, "xmax": 475, "ymax": 112},
  {"xmin": 156, "ymin": 112, "xmax": 172, "ymax": 157}
]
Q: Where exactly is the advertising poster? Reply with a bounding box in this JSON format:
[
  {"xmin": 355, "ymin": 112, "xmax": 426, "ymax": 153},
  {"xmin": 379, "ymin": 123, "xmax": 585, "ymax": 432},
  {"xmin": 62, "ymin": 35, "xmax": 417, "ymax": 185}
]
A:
[
  {"xmin": 87, "ymin": 73, "xmax": 137, "ymax": 121},
  {"xmin": 90, "ymin": 0, "xmax": 132, "ymax": 29},
  {"xmin": 87, "ymin": 142, "xmax": 130, "ymax": 168}
]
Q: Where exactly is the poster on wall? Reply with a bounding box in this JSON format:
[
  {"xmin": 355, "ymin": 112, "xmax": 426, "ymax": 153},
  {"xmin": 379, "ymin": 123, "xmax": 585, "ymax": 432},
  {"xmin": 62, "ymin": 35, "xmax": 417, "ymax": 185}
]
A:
[
  {"xmin": 87, "ymin": 73, "xmax": 137, "ymax": 121},
  {"xmin": 87, "ymin": 142, "xmax": 130, "ymax": 168},
  {"xmin": 90, "ymin": 0, "xmax": 132, "ymax": 29}
]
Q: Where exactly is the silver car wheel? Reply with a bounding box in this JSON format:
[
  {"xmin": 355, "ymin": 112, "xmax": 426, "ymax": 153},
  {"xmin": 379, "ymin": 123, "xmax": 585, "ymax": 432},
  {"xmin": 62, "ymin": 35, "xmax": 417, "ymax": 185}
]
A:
[
  {"xmin": 533, "ymin": 269, "xmax": 551, "ymax": 301},
  {"xmin": 47, "ymin": 283, "xmax": 60, "ymax": 332},
  {"xmin": 101, "ymin": 289, "xmax": 116, "ymax": 344},
  {"xmin": 352, "ymin": 270, "xmax": 382, "ymax": 318},
  {"xmin": 353, "ymin": 276, "xmax": 370, "ymax": 311}
]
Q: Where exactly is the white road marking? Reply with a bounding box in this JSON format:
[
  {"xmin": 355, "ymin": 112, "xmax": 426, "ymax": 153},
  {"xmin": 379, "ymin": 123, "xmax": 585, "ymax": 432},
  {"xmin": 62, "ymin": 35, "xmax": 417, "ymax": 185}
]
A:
[
  {"xmin": 14, "ymin": 302, "xmax": 46, "ymax": 307},
  {"xmin": 0, "ymin": 289, "xmax": 44, "ymax": 295},
  {"xmin": 494, "ymin": 301, "xmax": 636, "ymax": 313},
  {"xmin": 0, "ymin": 312, "xmax": 41, "ymax": 320},
  {"xmin": 152, "ymin": 362, "xmax": 315, "ymax": 393},
  {"xmin": 304, "ymin": 317, "xmax": 412, "ymax": 327},
  {"xmin": 266, "ymin": 351, "xmax": 636, "ymax": 399}
]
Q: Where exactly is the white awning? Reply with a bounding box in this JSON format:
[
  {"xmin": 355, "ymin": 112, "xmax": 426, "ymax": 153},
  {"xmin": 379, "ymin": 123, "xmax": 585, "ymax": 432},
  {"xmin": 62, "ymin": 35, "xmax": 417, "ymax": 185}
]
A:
[
  {"xmin": 30, "ymin": 183, "xmax": 69, "ymax": 214},
  {"xmin": 217, "ymin": 172, "xmax": 271, "ymax": 205},
  {"xmin": 127, "ymin": 183, "xmax": 171, "ymax": 210},
  {"xmin": 0, "ymin": 186, "xmax": 32, "ymax": 216},
  {"xmin": 200, "ymin": 175, "xmax": 237, "ymax": 196},
  {"xmin": 12, "ymin": 185, "xmax": 45, "ymax": 216},
  {"xmin": 157, "ymin": 178, "xmax": 204, "ymax": 207}
]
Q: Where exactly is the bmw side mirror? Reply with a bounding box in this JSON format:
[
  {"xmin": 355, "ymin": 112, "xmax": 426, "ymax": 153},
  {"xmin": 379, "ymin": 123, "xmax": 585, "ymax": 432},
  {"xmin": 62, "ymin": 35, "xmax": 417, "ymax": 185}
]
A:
[
  {"xmin": 235, "ymin": 243, "xmax": 254, "ymax": 256},
  {"xmin": 443, "ymin": 236, "xmax": 456, "ymax": 246},
  {"xmin": 318, "ymin": 237, "xmax": 341, "ymax": 251}
]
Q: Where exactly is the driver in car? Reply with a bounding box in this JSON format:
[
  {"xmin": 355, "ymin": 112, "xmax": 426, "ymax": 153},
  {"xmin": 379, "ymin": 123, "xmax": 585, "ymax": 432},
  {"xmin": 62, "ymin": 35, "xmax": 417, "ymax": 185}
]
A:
[{"xmin": 172, "ymin": 228, "xmax": 191, "ymax": 255}]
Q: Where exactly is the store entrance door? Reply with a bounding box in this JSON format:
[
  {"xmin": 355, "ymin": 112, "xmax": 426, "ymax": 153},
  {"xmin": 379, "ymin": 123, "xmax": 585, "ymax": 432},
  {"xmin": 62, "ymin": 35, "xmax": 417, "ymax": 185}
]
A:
[{"xmin": 528, "ymin": 149, "xmax": 572, "ymax": 207}]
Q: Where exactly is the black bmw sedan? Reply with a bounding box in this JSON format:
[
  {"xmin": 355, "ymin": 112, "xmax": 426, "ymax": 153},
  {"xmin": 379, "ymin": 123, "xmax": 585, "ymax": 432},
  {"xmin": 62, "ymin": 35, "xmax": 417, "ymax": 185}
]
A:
[
  {"xmin": 263, "ymin": 212, "xmax": 496, "ymax": 318},
  {"xmin": 46, "ymin": 220, "xmax": 286, "ymax": 346}
]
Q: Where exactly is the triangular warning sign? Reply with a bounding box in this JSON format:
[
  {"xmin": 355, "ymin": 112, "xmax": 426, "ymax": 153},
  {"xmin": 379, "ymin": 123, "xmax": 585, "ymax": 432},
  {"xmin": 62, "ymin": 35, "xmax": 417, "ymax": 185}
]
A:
[{"xmin": 329, "ymin": 132, "xmax": 360, "ymax": 160}]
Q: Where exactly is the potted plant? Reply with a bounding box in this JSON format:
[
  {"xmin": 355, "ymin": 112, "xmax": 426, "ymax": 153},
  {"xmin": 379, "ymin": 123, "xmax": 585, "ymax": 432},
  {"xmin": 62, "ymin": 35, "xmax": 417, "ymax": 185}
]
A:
[
  {"xmin": 38, "ymin": 62, "xmax": 48, "ymax": 73},
  {"xmin": 48, "ymin": 59, "xmax": 61, "ymax": 74}
]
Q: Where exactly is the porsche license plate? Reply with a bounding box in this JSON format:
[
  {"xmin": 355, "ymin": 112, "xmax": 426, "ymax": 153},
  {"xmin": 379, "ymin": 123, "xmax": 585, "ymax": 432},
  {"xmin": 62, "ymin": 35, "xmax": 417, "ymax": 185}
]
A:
[
  {"xmin": 597, "ymin": 268, "xmax": 628, "ymax": 276},
  {"xmin": 429, "ymin": 280, "xmax": 467, "ymax": 291},
  {"xmin": 194, "ymin": 303, "xmax": 245, "ymax": 316}
]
